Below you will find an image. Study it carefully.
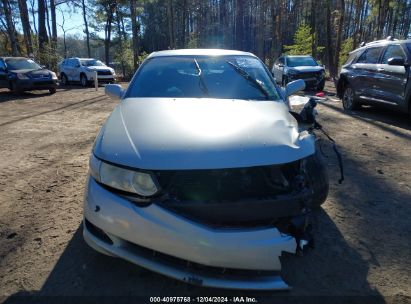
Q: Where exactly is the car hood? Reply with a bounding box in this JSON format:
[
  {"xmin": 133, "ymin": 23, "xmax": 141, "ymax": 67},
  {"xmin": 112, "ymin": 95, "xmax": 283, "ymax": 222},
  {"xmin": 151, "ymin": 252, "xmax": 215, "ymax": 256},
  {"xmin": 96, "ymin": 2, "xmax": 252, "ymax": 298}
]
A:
[
  {"xmin": 289, "ymin": 66, "xmax": 324, "ymax": 73},
  {"xmin": 94, "ymin": 98, "xmax": 315, "ymax": 170},
  {"xmin": 85, "ymin": 66, "xmax": 112, "ymax": 71},
  {"xmin": 10, "ymin": 68, "xmax": 51, "ymax": 76}
]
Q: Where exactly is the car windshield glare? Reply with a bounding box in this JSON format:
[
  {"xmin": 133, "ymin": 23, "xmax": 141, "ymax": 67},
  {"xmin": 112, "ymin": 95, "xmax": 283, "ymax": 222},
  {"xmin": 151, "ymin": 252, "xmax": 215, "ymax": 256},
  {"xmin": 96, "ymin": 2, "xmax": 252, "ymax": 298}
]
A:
[
  {"xmin": 81, "ymin": 60, "xmax": 105, "ymax": 67},
  {"xmin": 6, "ymin": 58, "xmax": 42, "ymax": 70},
  {"xmin": 126, "ymin": 55, "xmax": 280, "ymax": 101},
  {"xmin": 287, "ymin": 57, "xmax": 318, "ymax": 67}
]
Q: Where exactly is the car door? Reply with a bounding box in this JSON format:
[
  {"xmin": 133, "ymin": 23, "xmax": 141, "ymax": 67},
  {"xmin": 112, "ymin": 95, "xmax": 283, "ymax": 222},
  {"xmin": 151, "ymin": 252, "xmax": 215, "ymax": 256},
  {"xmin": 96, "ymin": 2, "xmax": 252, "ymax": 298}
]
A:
[
  {"xmin": 376, "ymin": 44, "xmax": 408, "ymax": 106},
  {"xmin": 0, "ymin": 59, "xmax": 8, "ymax": 88},
  {"xmin": 352, "ymin": 46, "xmax": 384, "ymax": 100}
]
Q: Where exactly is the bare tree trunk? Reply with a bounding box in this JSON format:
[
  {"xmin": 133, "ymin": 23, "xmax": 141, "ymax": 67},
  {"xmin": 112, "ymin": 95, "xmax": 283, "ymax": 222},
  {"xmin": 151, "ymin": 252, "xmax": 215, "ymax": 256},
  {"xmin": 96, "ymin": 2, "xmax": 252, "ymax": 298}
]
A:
[
  {"xmin": 167, "ymin": 0, "xmax": 175, "ymax": 48},
  {"xmin": 1, "ymin": 0, "xmax": 18, "ymax": 56},
  {"xmin": 81, "ymin": 0, "xmax": 91, "ymax": 57},
  {"xmin": 38, "ymin": 0, "xmax": 48, "ymax": 56},
  {"xmin": 116, "ymin": 12, "xmax": 126, "ymax": 78},
  {"xmin": 104, "ymin": 2, "xmax": 115, "ymax": 65},
  {"xmin": 130, "ymin": 0, "xmax": 140, "ymax": 70},
  {"xmin": 18, "ymin": 0, "xmax": 33, "ymax": 56},
  {"xmin": 235, "ymin": 0, "xmax": 244, "ymax": 50}
]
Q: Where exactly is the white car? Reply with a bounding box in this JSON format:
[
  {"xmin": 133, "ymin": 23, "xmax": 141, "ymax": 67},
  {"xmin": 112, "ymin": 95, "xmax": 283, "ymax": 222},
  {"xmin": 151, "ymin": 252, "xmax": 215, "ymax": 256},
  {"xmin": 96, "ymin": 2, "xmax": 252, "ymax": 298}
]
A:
[
  {"xmin": 58, "ymin": 58, "xmax": 116, "ymax": 87},
  {"xmin": 84, "ymin": 49, "xmax": 330, "ymax": 290}
]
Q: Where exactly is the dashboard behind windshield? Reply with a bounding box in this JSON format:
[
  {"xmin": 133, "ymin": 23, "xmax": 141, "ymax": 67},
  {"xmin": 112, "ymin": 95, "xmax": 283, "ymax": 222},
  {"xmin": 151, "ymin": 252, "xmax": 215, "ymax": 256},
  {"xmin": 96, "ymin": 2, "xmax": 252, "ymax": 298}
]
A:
[{"xmin": 125, "ymin": 55, "xmax": 281, "ymax": 101}]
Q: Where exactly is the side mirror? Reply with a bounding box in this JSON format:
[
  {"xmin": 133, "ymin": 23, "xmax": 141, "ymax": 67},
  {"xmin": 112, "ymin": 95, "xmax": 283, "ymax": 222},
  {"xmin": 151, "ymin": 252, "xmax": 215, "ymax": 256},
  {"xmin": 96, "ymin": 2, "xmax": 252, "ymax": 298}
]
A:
[
  {"xmin": 75, "ymin": 64, "xmax": 81, "ymax": 68},
  {"xmin": 278, "ymin": 63, "xmax": 284, "ymax": 68},
  {"xmin": 105, "ymin": 84, "xmax": 123, "ymax": 100},
  {"xmin": 387, "ymin": 57, "xmax": 405, "ymax": 66},
  {"xmin": 285, "ymin": 79, "xmax": 305, "ymax": 97},
  {"xmin": 41, "ymin": 65, "xmax": 46, "ymax": 69}
]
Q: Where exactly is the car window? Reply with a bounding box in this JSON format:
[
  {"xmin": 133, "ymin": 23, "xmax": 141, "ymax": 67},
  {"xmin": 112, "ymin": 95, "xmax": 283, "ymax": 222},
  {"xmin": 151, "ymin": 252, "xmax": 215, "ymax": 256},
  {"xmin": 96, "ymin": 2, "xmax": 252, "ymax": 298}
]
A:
[
  {"xmin": 381, "ymin": 45, "xmax": 406, "ymax": 64},
  {"xmin": 80, "ymin": 59, "xmax": 106, "ymax": 67},
  {"xmin": 344, "ymin": 51, "xmax": 358, "ymax": 66},
  {"xmin": 286, "ymin": 57, "xmax": 317, "ymax": 67},
  {"xmin": 126, "ymin": 55, "xmax": 281, "ymax": 101},
  {"xmin": 356, "ymin": 47, "xmax": 383, "ymax": 64},
  {"xmin": 5, "ymin": 58, "xmax": 41, "ymax": 70}
]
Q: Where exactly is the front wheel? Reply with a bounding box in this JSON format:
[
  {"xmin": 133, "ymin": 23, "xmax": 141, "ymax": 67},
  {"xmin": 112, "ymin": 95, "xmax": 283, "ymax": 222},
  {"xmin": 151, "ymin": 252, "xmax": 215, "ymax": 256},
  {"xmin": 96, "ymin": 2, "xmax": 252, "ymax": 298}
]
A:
[
  {"xmin": 317, "ymin": 80, "xmax": 325, "ymax": 91},
  {"xmin": 60, "ymin": 74, "xmax": 69, "ymax": 85},
  {"xmin": 10, "ymin": 82, "xmax": 21, "ymax": 95},
  {"xmin": 80, "ymin": 74, "xmax": 88, "ymax": 87},
  {"xmin": 342, "ymin": 85, "xmax": 360, "ymax": 110}
]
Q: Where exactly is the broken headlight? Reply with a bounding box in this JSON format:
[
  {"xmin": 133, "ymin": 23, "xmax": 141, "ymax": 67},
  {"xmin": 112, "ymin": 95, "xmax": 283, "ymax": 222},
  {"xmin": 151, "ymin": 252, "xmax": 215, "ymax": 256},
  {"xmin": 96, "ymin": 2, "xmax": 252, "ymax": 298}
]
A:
[{"xmin": 89, "ymin": 154, "xmax": 159, "ymax": 197}]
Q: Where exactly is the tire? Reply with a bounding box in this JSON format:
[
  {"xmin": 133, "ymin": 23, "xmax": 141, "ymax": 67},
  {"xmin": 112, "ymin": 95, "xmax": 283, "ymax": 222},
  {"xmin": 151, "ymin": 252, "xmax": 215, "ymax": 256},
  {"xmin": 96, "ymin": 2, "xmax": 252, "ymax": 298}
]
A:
[
  {"xmin": 305, "ymin": 151, "xmax": 329, "ymax": 209},
  {"xmin": 49, "ymin": 88, "xmax": 56, "ymax": 94},
  {"xmin": 10, "ymin": 82, "xmax": 21, "ymax": 95},
  {"xmin": 60, "ymin": 73, "xmax": 69, "ymax": 85},
  {"xmin": 342, "ymin": 84, "xmax": 360, "ymax": 110},
  {"xmin": 317, "ymin": 80, "xmax": 325, "ymax": 91},
  {"xmin": 80, "ymin": 74, "xmax": 88, "ymax": 87}
]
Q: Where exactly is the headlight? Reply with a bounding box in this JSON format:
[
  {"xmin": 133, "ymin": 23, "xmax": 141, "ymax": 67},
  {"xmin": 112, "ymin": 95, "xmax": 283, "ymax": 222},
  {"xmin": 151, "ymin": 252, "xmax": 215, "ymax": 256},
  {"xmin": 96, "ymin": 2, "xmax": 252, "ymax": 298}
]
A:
[
  {"xmin": 50, "ymin": 72, "xmax": 58, "ymax": 80},
  {"xmin": 89, "ymin": 154, "xmax": 159, "ymax": 197},
  {"xmin": 111, "ymin": 69, "xmax": 116, "ymax": 75},
  {"xmin": 16, "ymin": 73, "xmax": 30, "ymax": 80}
]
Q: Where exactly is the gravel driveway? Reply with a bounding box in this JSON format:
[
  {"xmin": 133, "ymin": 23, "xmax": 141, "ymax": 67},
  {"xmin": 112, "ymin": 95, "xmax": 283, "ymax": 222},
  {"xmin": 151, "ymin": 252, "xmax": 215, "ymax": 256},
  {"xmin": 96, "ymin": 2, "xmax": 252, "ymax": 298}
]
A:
[{"xmin": 0, "ymin": 83, "xmax": 410, "ymax": 303}]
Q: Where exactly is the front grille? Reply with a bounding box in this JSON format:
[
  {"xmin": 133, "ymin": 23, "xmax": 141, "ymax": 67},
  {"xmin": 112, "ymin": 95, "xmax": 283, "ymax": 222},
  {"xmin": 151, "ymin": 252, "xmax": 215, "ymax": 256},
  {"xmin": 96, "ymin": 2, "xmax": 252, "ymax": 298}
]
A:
[
  {"xmin": 155, "ymin": 163, "xmax": 300, "ymax": 203},
  {"xmin": 31, "ymin": 74, "xmax": 50, "ymax": 79},
  {"xmin": 153, "ymin": 162, "xmax": 307, "ymax": 228},
  {"xmin": 298, "ymin": 72, "xmax": 321, "ymax": 79},
  {"xmin": 97, "ymin": 70, "xmax": 112, "ymax": 76}
]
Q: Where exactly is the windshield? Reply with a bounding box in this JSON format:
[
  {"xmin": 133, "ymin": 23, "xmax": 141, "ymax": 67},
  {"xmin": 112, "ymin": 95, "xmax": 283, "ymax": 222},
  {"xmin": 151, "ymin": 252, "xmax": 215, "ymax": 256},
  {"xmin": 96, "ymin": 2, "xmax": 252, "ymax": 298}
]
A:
[
  {"xmin": 81, "ymin": 59, "xmax": 106, "ymax": 67},
  {"xmin": 126, "ymin": 55, "xmax": 280, "ymax": 100},
  {"xmin": 6, "ymin": 58, "xmax": 41, "ymax": 70},
  {"xmin": 287, "ymin": 57, "xmax": 318, "ymax": 67}
]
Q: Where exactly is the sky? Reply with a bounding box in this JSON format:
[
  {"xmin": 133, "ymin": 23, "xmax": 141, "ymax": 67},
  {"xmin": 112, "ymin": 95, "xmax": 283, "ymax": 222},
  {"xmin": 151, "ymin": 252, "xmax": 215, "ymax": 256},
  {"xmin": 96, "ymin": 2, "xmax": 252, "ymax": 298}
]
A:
[{"xmin": 28, "ymin": 1, "xmax": 91, "ymax": 37}]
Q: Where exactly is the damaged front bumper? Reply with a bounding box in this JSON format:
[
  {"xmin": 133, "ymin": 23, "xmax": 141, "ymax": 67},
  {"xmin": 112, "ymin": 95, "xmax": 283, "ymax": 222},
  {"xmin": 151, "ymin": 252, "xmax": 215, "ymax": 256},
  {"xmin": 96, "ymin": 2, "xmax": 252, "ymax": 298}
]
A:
[{"xmin": 83, "ymin": 177, "xmax": 308, "ymax": 290}]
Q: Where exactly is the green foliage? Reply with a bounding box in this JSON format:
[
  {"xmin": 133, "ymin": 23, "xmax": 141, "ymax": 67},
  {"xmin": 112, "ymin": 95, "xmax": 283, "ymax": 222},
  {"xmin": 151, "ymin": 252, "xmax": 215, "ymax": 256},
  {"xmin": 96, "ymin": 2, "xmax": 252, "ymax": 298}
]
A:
[
  {"xmin": 339, "ymin": 38, "xmax": 354, "ymax": 67},
  {"xmin": 284, "ymin": 24, "xmax": 324, "ymax": 56}
]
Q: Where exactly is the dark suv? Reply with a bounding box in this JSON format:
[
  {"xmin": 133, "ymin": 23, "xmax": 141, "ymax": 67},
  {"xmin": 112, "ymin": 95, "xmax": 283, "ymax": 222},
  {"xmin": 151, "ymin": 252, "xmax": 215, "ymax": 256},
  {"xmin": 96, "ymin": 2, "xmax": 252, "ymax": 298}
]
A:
[{"xmin": 337, "ymin": 38, "xmax": 411, "ymax": 117}]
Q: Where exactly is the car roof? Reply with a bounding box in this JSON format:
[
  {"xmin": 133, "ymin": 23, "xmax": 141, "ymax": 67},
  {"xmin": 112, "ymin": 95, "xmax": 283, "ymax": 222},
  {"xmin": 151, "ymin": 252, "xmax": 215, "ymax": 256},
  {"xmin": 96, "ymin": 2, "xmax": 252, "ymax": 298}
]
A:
[
  {"xmin": 351, "ymin": 38, "xmax": 411, "ymax": 54},
  {"xmin": 147, "ymin": 49, "xmax": 256, "ymax": 58}
]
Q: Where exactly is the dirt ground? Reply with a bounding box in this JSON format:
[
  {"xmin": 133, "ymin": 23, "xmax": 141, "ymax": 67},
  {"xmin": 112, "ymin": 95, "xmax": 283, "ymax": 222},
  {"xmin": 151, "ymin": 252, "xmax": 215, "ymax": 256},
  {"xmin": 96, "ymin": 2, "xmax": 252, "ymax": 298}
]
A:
[{"xmin": 0, "ymin": 82, "xmax": 410, "ymax": 304}]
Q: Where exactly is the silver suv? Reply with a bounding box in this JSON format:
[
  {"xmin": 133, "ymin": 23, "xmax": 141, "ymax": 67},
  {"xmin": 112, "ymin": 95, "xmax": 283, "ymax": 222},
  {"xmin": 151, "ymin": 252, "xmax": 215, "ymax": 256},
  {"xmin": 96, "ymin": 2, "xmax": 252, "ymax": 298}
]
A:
[{"xmin": 58, "ymin": 58, "xmax": 116, "ymax": 87}]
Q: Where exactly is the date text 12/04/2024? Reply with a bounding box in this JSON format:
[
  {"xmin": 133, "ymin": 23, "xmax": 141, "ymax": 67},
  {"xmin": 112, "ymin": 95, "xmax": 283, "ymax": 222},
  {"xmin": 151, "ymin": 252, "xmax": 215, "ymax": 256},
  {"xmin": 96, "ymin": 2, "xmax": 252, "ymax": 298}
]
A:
[{"xmin": 149, "ymin": 297, "xmax": 258, "ymax": 303}]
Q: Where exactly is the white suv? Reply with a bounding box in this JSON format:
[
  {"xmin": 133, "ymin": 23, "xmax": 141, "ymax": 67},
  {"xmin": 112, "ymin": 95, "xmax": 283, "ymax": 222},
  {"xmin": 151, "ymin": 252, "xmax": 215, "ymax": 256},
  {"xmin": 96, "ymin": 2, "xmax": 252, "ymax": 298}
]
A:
[{"xmin": 58, "ymin": 58, "xmax": 116, "ymax": 87}]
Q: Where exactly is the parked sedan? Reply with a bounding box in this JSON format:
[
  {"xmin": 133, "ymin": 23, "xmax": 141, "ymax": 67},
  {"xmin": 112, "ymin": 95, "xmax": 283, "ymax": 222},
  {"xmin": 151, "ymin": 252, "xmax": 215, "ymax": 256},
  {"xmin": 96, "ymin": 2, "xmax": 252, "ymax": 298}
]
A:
[
  {"xmin": 0, "ymin": 57, "xmax": 58, "ymax": 94},
  {"xmin": 272, "ymin": 55, "xmax": 325, "ymax": 90},
  {"xmin": 83, "ymin": 49, "xmax": 329, "ymax": 290}
]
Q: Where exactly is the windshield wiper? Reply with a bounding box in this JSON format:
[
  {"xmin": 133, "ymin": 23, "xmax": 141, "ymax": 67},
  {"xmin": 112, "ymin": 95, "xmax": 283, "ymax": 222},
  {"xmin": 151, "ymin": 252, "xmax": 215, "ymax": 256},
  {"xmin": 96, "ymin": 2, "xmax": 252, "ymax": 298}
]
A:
[
  {"xmin": 193, "ymin": 59, "xmax": 210, "ymax": 96},
  {"xmin": 226, "ymin": 61, "xmax": 270, "ymax": 100}
]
